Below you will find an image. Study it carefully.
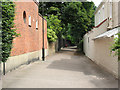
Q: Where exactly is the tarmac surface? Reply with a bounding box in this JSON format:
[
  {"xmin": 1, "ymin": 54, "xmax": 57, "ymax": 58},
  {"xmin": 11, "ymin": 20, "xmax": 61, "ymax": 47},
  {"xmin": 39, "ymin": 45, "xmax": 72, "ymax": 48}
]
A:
[{"xmin": 2, "ymin": 46, "xmax": 118, "ymax": 88}]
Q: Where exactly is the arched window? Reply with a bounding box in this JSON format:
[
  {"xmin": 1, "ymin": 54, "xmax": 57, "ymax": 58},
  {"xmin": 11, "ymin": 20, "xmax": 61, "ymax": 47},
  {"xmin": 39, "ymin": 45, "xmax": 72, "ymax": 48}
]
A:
[{"xmin": 23, "ymin": 11, "xmax": 26, "ymax": 23}]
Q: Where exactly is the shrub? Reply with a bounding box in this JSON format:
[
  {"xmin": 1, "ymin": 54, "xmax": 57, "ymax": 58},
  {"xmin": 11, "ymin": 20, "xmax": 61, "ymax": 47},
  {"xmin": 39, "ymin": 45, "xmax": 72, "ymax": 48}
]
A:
[
  {"xmin": 47, "ymin": 28, "xmax": 57, "ymax": 42},
  {"xmin": 111, "ymin": 33, "xmax": 120, "ymax": 61}
]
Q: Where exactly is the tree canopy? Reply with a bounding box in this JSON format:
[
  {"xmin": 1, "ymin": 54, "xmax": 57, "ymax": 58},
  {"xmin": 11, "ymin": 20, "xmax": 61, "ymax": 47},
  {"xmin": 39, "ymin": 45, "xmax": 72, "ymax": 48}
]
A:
[{"xmin": 39, "ymin": 1, "xmax": 96, "ymax": 51}]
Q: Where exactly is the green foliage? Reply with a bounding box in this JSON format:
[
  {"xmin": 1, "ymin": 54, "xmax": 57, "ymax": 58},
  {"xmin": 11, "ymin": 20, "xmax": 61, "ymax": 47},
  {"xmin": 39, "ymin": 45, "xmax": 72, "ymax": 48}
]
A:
[
  {"xmin": 82, "ymin": 2, "xmax": 96, "ymax": 31},
  {"xmin": 111, "ymin": 33, "xmax": 120, "ymax": 60},
  {"xmin": 47, "ymin": 29, "xmax": 57, "ymax": 42},
  {"xmin": 61, "ymin": 2, "xmax": 96, "ymax": 50},
  {"xmin": 1, "ymin": 2, "xmax": 19, "ymax": 62},
  {"xmin": 39, "ymin": 3, "xmax": 64, "ymax": 43},
  {"xmin": 39, "ymin": 2, "xmax": 69, "ymax": 17},
  {"xmin": 45, "ymin": 14, "xmax": 62, "ymax": 42},
  {"xmin": 39, "ymin": 2, "xmax": 96, "ymax": 51},
  {"xmin": 47, "ymin": 15, "xmax": 62, "ymax": 35}
]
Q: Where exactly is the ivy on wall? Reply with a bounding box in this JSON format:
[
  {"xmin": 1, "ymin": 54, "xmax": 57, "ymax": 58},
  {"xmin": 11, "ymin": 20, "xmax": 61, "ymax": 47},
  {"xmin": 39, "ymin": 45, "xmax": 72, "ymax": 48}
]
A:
[{"xmin": 1, "ymin": 2, "xmax": 19, "ymax": 62}]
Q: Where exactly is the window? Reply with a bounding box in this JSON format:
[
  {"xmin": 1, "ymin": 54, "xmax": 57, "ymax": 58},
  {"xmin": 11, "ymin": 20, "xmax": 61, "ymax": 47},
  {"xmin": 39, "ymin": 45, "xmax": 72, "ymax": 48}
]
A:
[
  {"xmin": 29, "ymin": 16, "xmax": 31, "ymax": 26},
  {"xmin": 98, "ymin": 10, "xmax": 100, "ymax": 24},
  {"xmin": 109, "ymin": 0, "xmax": 112, "ymax": 19},
  {"xmin": 36, "ymin": 20, "xmax": 38, "ymax": 29},
  {"xmin": 102, "ymin": 5, "xmax": 104, "ymax": 21},
  {"xmin": 23, "ymin": 11, "xmax": 26, "ymax": 23}
]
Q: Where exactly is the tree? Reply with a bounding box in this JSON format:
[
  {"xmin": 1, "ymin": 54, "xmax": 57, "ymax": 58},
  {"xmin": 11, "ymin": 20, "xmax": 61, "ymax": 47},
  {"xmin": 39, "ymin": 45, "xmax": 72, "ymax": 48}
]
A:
[
  {"xmin": 62, "ymin": 2, "xmax": 93, "ymax": 51},
  {"xmin": 82, "ymin": 2, "xmax": 96, "ymax": 31},
  {"xmin": 45, "ymin": 14, "xmax": 62, "ymax": 42},
  {"xmin": 47, "ymin": 28, "xmax": 57, "ymax": 42},
  {"xmin": 39, "ymin": 1, "xmax": 96, "ymax": 51}
]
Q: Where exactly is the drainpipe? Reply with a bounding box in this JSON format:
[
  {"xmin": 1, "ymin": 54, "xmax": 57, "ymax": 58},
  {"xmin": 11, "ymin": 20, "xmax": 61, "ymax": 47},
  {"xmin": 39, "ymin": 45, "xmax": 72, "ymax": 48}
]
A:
[
  {"xmin": 42, "ymin": 1, "xmax": 45, "ymax": 61},
  {"xmin": 3, "ymin": 62, "xmax": 5, "ymax": 75}
]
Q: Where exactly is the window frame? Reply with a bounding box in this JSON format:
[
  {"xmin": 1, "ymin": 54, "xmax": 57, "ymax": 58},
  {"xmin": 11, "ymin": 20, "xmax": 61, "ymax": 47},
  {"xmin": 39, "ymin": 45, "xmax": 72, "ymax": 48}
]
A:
[
  {"xmin": 109, "ymin": 0, "xmax": 112, "ymax": 19},
  {"xmin": 36, "ymin": 20, "xmax": 38, "ymax": 30},
  {"xmin": 29, "ymin": 16, "xmax": 31, "ymax": 27}
]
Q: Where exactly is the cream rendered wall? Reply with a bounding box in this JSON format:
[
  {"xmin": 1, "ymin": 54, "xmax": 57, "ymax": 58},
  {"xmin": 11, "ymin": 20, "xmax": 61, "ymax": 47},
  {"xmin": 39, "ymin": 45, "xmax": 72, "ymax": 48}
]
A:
[
  {"xmin": 112, "ymin": 2, "xmax": 119, "ymax": 27},
  {"xmin": 83, "ymin": 31, "xmax": 95, "ymax": 61},
  {"xmin": 119, "ymin": 1, "xmax": 120, "ymax": 25},
  {"xmin": 95, "ymin": 1, "xmax": 108, "ymax": 26},
  {"xmin": 84, "ymin": 19, "xmax": 108, "ymax": 58},
  {"xmin": 84, "ymin": 29, "xmax": 118, "ymax": 77},
  {"xmin": 94, "ymin": 38, "xmax": 118, "ymax": 77},
  {"xmin": 95, "ymin": 0, "xmax": 119, "ymax": 28},
  {"xmin": 1, "ymin": 48, "xmax": 49, "ymax": 73},
  {"xmin": 1, "ymin": 50, "xmax": 40, "ymax": 73},
  {"xmin": 84, "ymin": 0, "xmax": 119, "ymax": 77}
]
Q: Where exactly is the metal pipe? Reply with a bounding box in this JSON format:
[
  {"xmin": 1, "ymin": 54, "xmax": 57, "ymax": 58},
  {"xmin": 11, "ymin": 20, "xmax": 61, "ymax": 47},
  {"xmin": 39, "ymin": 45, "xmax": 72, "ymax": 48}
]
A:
[
  {"xmin": 42, "ymin": 1, "xmax": 45, "ymax": 61},
  {"xmin": 3, "ymin": 62, "xmax": 5, "ymax": 75}
]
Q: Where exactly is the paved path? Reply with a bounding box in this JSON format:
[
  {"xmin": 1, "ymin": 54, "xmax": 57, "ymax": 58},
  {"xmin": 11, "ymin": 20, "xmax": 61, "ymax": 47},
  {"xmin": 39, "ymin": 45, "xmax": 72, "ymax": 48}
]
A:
[{"xmin": 2, "ymin": 47, "xmax": 118, "ymax": 88}]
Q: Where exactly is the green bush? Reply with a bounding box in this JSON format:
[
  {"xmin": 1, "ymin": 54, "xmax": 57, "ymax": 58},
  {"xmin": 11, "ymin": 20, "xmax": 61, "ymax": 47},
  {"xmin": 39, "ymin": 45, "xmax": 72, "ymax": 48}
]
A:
[
  {"xmin": 45, "ymin": 14, "xmax": 62, "ymax": 42},
  {"xmin": 111, "ymin": 33, "xmax": 120, "ymax": 60},
  {"xmin": 47, "ymin": 28, "xmax": 57, "ymax": 42},
  {"xmin": 1, "ymin": 2, "xmax": 19, "ymax": 62}
]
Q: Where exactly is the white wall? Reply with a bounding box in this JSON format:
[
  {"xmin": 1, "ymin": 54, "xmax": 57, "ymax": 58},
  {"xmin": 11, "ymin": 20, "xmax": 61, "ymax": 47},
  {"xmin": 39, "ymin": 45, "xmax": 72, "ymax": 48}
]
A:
[
  {"xmin": 84, "ymin": 31, "xmax": 118, "ymax": 77},
  {"xmin": 94, "ymin": 38, "xmax": 118, "ymax": 77},
  {"xmin": 1, "ymin": 48, "xmax": 49, "ymax": 73}
]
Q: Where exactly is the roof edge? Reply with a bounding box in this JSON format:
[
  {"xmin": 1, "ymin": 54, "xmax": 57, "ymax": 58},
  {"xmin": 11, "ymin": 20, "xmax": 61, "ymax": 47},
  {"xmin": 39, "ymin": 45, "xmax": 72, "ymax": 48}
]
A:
[
  {"xmin": 38, "ymin": 13, "xmax": 47, "ymax": 21},
  {"xmin": 94, "ymin": 0, "xmax": 107, "ymax": 14},
  {"xmin": 33, "ymin": 0, "xmax": 39, "ymax": 6}
]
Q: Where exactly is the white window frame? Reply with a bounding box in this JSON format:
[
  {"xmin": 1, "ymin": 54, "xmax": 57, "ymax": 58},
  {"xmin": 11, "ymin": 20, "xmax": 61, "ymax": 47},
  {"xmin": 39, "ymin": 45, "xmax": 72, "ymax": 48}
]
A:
[
  {"xmin": 98, "ymin": 10, "xmax": 101, "ymax": 24},
  {"xmin": 36, "ymin": 20, "xmax": 38, "ymax": 29},
  {"xmin": 102, "ymin": 5, "xmax": 105, "ymax": 21},
  {"xmin": 109, "ymin": 0, "xmax": 112, "ymax": 19},
  {"xmin": 29, "ymin": 16, "xmax": 31, "ymax": 26}
]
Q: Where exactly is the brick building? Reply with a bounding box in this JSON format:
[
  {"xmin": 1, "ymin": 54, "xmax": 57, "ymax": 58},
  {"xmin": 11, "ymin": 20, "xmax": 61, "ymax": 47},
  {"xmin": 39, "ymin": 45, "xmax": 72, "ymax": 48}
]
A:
[{"xmin": 2, "ymin": 0, "xmax": 48, "ymax": 72}]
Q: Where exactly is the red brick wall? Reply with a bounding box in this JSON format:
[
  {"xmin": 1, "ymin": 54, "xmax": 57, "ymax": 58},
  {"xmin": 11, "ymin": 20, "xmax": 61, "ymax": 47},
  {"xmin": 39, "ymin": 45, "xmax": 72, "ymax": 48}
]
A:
[
  {"xmin": 11, "ymin": 1, "xmax": 47, "ymax": 56},
  {"xmin": 44, "ymin": 20, "xmax": 48, "ymax": 49}
]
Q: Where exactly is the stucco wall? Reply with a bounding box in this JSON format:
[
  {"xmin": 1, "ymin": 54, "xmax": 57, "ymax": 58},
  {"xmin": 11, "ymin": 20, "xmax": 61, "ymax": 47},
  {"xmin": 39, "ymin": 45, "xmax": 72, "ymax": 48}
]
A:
[
  {"xmin": 84, "ymin": 16, "xmax": 118, "ymax": 77},
  {"xmin": 48, "ymin": 42, "xmax": 56, "ymax": 56},
  {"xmin": 95, "ymin": 1, "xmax": 119, "ymax": 28},
  {"xmin": 84, "ymin": 18, "xmax": 108, "ymax": 59},
  {"xmin": 94, "ymin": 38, "xmax": 118, "ymax": 77},
  {"xmin": 118, "ymin": 1, "xmax": 120, "ymax": 26},
  {"xmin": 112, "ymin": 2, "xmax": 119, "ymax": 28},
  {"xmin": 84, "ymin": 32, "xmax": 118, "ymax": 77}
]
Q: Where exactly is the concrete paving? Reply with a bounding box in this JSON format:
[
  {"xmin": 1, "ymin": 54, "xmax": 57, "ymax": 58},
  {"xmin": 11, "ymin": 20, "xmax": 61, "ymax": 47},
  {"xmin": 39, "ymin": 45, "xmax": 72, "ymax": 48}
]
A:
[{"xmin": 2, "ymin": 47, "xmax": 118, "ymax": 88}]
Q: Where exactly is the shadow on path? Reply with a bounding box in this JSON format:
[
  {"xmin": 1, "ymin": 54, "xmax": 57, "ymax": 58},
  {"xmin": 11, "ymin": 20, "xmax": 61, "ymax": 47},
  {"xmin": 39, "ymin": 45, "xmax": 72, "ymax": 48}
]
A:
[{"xmin": 47, "ymin": 46, "xmax": 118, "ymax": 88}]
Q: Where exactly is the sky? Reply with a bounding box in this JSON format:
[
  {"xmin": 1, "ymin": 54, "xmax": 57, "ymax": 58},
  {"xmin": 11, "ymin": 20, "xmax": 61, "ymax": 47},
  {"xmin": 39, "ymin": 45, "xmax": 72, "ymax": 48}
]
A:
[{"xmin": 87, "ymin": 0, "xmax": 103, "ymax": 7}]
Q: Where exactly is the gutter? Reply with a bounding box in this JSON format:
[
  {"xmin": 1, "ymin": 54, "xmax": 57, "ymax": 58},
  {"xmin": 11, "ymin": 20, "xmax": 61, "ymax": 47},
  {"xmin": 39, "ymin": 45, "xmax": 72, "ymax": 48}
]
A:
[
  {"xmin": 33, "ymin": 0, "xmax": 39, "ymax": 6},
  {"xmin": 38, "ymin": 13, "xmax": 47, "ymax": 22}
]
